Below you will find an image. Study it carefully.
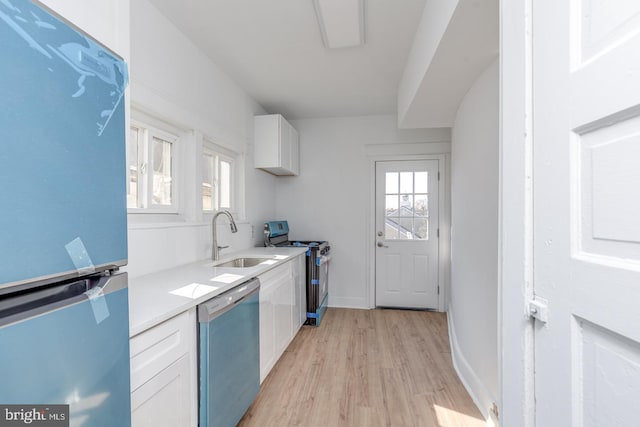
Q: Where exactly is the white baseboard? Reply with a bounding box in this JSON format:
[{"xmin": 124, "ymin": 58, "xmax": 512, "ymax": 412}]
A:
[
  {"xmin": 447, "ymin": 308, "xmax": 495, "ymax": 424},
  {"xmin": 328, "ymin": 296, "xmax": 368, "ymax": 309}
]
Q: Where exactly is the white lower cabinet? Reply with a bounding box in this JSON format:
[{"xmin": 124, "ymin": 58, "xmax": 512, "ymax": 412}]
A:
[
  {"xmin": 129, "ymin": 254, "xmax": 307, "ymax": 424},
  {"xmin": 130, "ymin": 309, "xmax": 197, "ymax": 427},
  {"xmin": 258, "ymin": 254, "xmax": 306, "ymax": 383}
]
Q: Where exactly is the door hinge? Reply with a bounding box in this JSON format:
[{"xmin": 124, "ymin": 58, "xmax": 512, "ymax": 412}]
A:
[
  {"xmin": 438, "ymin": 171, "xmax": 440, "ymax": 181},
  {"xmin": 491, "ymin": 403, "xmax": 499, "ymax": 421},
  {"xmin": 437, "ymin": 285, "xmax": 440, "ymax": 295},
  {"xmin": 528, "ymin": 297, "xmax": 549, "ymax": 323},
  {"xmin": 437, "ymin": 228, "xmax": 440, "ymax": 238}
]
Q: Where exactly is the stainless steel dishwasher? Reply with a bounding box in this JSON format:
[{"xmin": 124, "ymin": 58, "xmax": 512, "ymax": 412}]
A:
[{"xmin": 198, "ymin": 277, "xmax": 260, "ymax": 427}]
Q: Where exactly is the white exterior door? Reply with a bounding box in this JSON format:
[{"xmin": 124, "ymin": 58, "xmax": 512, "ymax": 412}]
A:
[
  {"xmin": 533, "ymin": 1, "xmax": 640, "ymax": 425},
  {"xmin": 375, "ymin": 160, "xmax": 439, "ymax": 309}
]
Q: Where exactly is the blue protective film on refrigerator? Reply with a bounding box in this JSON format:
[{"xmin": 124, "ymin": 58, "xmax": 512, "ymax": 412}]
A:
[
  {"xmin": 0, "ymin": 0, "xmax": 129, "ymax": 286},
  {"xmin": 0, "ymin": 287, "xmax": 131, "ymax": 426}
]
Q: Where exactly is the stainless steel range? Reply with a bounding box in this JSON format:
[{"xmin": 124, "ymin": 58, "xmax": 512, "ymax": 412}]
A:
[{"xmin": 264, "ymin": 221, "xmax": 330, "ymax": 326}]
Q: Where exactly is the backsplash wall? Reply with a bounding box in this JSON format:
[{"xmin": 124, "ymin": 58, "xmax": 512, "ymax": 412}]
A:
[{"xmin": 125, "ymin": 222, "xmax": 253, "ymax": 279}]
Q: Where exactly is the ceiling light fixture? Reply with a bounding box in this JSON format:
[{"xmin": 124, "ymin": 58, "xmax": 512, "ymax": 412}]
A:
[{"xmin": 312, "ymin": 0, "xmax": 365, "ymax": 49}]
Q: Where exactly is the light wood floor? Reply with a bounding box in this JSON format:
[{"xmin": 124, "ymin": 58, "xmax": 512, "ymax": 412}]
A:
[{"xmin": 239, "ymin": 308, "xmax": 486, "ymax": 427}]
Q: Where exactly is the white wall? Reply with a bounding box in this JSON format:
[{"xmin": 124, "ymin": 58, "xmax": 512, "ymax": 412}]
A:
[
  {"xmin": 39, "ymin": 0, "xmax": 130, "ymax": 60},
  {"xmin": 125, "ymin": 0, "xmax": 276, "ymax": 278},
  {"xmin": 449, "ymin": 59, "xmax": 499, "ymax": 418},
  {"xmin": 276, "ymin": 115, "xmax": 449, "ymax": 308}
]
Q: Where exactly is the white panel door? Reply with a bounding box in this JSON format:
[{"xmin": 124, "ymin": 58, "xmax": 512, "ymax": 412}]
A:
[
  {"xmin": 533, "ymin": 1, "xmax": 640, "ymax": 425},
  {"xmin": 375, "ymin": 160, "xmax": 439, "ymax": 309}
]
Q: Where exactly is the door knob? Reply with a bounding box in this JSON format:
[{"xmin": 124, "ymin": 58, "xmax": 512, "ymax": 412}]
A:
[{"xmin": 377, "ymin": 242, "xmax": 388, "ymax": 248}]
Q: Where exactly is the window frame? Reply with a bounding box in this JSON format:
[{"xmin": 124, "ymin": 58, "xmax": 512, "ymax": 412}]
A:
[
  {"xmin": 202, "ymin": 139, "xmax": 237, "ymax": 214},
  {"xmin": 127, "ymin": 118, "xmax": 181, "ymax": 215}
]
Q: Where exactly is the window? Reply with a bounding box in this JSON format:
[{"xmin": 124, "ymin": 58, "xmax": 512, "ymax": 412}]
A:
[
  {"xmin": 384, "ymin": 171, "xmax": 429, "ymax": 240},
  {"xmin": 127, "ymin": 120, "xmax": 178, "ymax": 212},
  {"xmin": 202, "ymin": 142, "xmax": 235, "ymax": 212}
]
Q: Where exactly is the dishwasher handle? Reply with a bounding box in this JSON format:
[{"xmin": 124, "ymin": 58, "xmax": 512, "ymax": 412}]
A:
[{"xmin": 198, "ymin": 277, "xmax": 260, "ymax": 323}]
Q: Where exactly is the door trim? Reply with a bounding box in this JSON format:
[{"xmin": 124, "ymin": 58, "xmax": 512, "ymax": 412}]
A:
[
  {"xmin": 366, "ymin": 153, "xmax": 450, "ymax": 311},
  {"xmin": 499, "ymin": 0, "xmax": 535, "ymax": 424}
]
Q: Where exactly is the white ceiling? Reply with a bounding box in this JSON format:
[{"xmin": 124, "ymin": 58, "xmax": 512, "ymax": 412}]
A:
[{"xmin": 147, "ymin": 0, "xmax": 427, "ymax": 120}]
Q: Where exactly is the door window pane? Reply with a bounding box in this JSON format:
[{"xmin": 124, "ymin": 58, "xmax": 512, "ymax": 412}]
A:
[
  {"xmin": 397, "ymin": 217, "xmax": 413, "ymax": 239},
  {"xmin": 152, "ymin": 137, "xmax": 173, "ymax": 206},
  {"xmin": 400, "ymin": 172, "xmax": 413, "ymax": 193},
  {"xmin": 415, "ymin": 172, "xmax": 428, "ymax": 193},
  {"xmin": 386, "ymin": 195, "xmax": 399, "ymax": 216},
  {"xmin": 414, "ymin": 218, "xmax": 429, "ymax": 239},
  {"xmin": 385, "ymin": 172, "xmax": 398, "ymax": 193},
  {"xmin": 415, "ymin": 195, "xmax": 428, "ymax": 217},
  {"xmin": 399, "ymin": 194, "xmax": 413, "ymax": 215},
  {"xmin": 383, "ymin": 170, "xmax": 430, "ymax": 241}
]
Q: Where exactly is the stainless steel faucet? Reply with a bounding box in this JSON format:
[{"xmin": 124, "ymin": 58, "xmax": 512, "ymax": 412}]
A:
[{"xmin": 212, "ymin": 210, "xmax": 238, "ymax": 261}]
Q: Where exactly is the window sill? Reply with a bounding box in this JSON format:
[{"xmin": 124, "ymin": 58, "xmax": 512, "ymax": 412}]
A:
[{"xmin": 202, "ymin": 210, "xmax": 239, "ymax": 218}]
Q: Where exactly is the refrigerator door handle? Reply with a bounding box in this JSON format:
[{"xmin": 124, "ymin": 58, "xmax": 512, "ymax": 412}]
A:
[{"xmin": 0, "ymin": 273, "xmax": 127, "ymax": 327}]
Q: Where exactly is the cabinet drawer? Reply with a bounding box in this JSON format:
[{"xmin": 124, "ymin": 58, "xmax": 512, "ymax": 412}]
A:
[{"xmin": 130, "ymin": 309, "xmax": 194, "ymax": 392}]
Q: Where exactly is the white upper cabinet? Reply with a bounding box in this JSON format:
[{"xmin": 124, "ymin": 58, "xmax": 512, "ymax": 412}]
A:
[{"xmin": 254, "ymin": 114, "xmax": 299, "ymax": 176}]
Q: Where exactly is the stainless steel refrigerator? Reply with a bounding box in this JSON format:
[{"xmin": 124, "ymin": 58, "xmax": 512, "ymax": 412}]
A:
[{"xmin": 0, "ymin": 0, "xmax": 131, "ymax": 425}]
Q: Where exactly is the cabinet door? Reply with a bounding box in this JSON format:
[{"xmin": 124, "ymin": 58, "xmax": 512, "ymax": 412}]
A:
[
  {"xmin": 289, "ymin": 125, "xmax": 299, "ymax": 175},
  {"xmin": 259, "ymin": 286, "xmax": 275, "ymax": 383},
  {"xmin": 273, "ymin": 273, "xmax": 294, "ymax": 356},
  {"xmin": 131, "ymin": 355, "xmax": 192, "ymax": 427},
  {"xmin": 258, "ymin": 262, "xmax": 297, "ymax": 382},
  {"xmin": 253, "ymin": 115, "xmax": 279, "ymax": 169},
  {"xmin": 279, "ymin": 116, "xmax": 292, "ymax": 171}
]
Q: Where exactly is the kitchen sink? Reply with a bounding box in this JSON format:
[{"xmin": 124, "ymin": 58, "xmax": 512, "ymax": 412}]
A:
[{"xmin": 215, "ymin": 257, "xmax": 271, "ymax": 268}]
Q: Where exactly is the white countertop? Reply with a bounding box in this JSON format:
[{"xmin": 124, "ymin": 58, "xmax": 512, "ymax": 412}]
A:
[{"xmin": 128, "ymin": 246, "xmax": 307, "ymax": 337}]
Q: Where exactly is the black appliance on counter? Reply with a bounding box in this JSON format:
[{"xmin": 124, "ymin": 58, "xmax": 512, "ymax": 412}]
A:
[{"xmin": 264, "ymin": 221, "xmax": 330, "ymax": 326}]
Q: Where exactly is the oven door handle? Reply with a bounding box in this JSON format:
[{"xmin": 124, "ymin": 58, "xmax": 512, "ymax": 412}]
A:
[{"xmin": 316, "ymin": 255, "xmax": 331, "ymax": 266}]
